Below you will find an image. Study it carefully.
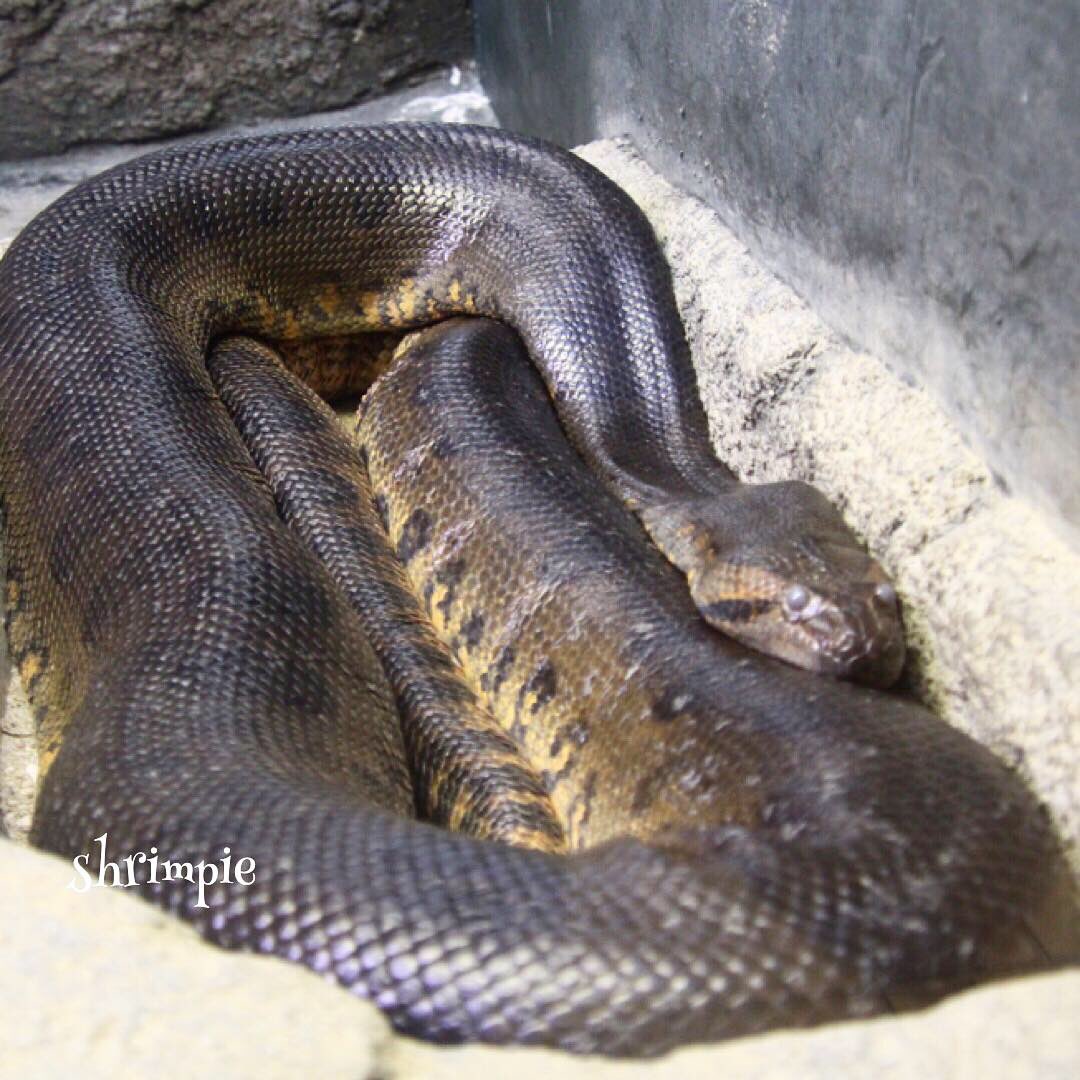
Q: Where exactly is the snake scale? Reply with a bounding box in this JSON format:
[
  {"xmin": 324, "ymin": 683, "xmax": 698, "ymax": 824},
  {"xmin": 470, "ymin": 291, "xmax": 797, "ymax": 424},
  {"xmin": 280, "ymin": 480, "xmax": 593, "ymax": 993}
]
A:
[{"xmin": 0, "ymin": 123, "xmax": 1076, "ymax": 1055}]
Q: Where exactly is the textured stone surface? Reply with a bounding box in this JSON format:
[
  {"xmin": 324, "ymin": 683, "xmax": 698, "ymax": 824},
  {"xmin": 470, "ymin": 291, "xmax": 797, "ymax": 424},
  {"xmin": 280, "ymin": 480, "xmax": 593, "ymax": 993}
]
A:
[
  {"xmin": 476, "ymin": 0, "xmax": 1080, "ymax": 538},
  {"xmin": 0, "ymin": 629, "xmax": 34, "ymax": 840},
  {"xmin": 1, "ymin": 138, "xmax": 1077, "ymax": 1074},
  {"xmin": 0, "ymin": 0, "xmax": 472, "ymax": 160}
]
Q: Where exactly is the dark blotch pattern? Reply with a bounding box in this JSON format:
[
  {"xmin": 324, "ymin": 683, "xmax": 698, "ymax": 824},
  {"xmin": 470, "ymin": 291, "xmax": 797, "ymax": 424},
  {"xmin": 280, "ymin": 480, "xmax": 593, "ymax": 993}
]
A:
[
  {"xmin": 526, "ymin": 659, "xmax": 557, "ymax": 713},
  {"xmin": 396, "ymin": 508, "xmax": 431, "ymax": 563},
  {"xmin": 705, "ymin": 598, "xmax": 775, "ymax": 624},
  {"xmin": 460, "ymin": 610, "xmax": 485, "ymax": 651}
]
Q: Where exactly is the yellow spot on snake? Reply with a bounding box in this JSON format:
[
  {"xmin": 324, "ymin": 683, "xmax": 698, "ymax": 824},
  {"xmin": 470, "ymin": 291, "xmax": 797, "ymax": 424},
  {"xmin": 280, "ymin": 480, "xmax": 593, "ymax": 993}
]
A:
[
  {"xmin": 357, "ymin": 291, "xmax": 383, "ymax": 327},
  {"xmin": 6, "ymin": 579, "xmax": 20, "ymax": 608},
  {"xmin": 399, "ymin": 279, "xmax": 418, "ymax": 321},
  {"xmin": 317, "ymin": 283, "xmax": 342, "ymax": 318},
  {"xmin": 566, "ymin": 797, "xmax": 590, "ymax": 846},
  {"xmin": 282, "ymin": 312, "xmax": 303, "ymax": 341},
  {"xmin": 256, "ymin": 295, "xmax": 277, "ymax": 335},
  {"xmin": 447, "ymin": 280, "xmax": 462, "ymax": 304},
  {"xmin": 19, "ymin": 651, "xmax": 42, "ymax": 686},
  {"xmin": 38, "ymin": 734, "xmax": 63, "ymax": 778}
]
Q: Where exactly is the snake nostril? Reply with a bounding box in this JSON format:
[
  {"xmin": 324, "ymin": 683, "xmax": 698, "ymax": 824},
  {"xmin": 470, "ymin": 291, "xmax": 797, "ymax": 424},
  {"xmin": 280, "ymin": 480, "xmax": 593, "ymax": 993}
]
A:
[{"xmin": 874, "ymin": 583, "xmax": 898, "ymax": 607}]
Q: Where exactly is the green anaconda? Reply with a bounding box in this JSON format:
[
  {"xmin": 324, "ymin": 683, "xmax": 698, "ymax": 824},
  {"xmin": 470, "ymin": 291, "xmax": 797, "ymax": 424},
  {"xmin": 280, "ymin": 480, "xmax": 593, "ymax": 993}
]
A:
[{"xmin": 0, "ymin": 124, "xmax": 1075, "ymax": 1054}]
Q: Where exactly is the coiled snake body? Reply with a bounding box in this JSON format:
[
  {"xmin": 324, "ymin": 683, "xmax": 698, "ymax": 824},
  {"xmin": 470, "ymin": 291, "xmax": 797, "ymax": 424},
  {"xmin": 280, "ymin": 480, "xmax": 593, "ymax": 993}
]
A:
[{"xmin": 0, "ymin": 124, "xmax": 1075, "ymax": 1054}]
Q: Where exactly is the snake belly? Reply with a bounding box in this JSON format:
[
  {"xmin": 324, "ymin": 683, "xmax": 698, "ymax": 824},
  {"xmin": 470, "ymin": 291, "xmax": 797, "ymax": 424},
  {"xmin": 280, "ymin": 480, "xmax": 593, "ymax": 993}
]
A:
[{"xmin": 0, "ymin": 124, "xmax": 1075, "ymax": 1055}]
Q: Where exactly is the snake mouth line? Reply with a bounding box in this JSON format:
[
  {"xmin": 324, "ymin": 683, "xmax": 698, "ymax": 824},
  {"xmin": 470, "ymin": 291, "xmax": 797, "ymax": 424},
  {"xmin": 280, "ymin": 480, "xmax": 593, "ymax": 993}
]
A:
[
  {"xmin": 699, "ymin": 596, "xmax": 905, "ymax": 687},
  {"xmin": 803, "ymin": 623, "xmax": 906, "ymax": 687}
]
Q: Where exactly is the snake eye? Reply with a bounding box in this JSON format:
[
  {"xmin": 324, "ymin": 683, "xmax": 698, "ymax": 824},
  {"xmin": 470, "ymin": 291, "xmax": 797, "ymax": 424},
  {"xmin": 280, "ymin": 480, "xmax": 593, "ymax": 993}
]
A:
[
  {"xmin": 782, "ymin": 584, "xmax": 811, "ymax": 618},
  {"xmin": 874, "ymin": 583, "xmax": 898, "ymax": 607}
]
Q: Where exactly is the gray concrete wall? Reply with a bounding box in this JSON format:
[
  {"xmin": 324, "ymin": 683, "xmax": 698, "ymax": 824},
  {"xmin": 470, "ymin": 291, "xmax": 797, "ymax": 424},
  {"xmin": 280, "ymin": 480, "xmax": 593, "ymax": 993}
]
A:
[
  {"xmin": 475, "ymin": 0, "xmax": 1079, "ymax": 538},
  {"xmin": 0, "ymin": 0, "xmax": 472, "ymax": 160}
]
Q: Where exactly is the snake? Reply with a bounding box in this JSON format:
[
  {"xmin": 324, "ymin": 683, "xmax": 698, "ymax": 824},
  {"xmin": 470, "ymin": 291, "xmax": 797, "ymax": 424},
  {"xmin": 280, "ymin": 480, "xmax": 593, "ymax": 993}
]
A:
[{"xmin": 0, "ymin": 123, "xmax": 1075, "ymax": 1055}]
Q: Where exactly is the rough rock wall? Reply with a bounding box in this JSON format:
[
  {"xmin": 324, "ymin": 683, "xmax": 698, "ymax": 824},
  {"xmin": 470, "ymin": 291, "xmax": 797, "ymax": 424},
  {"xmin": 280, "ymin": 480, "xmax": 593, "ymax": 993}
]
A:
[{"xmin": 0, "ymin": 0, "xmax": 472, "ymax": 159}]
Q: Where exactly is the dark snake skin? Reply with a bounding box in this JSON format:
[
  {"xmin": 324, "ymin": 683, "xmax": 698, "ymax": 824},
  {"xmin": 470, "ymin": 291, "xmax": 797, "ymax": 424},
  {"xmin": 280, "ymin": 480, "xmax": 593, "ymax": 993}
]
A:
[{"xmin": 0, "ymin": 124, "xmax": 1076, "ymax": 1055}]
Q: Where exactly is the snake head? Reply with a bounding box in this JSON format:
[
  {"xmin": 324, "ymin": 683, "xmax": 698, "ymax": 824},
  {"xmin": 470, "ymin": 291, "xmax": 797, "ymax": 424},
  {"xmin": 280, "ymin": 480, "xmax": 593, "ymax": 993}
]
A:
[{"xmin": 641, "ymin": 481, "xmax": 905, "ymax": 687}]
